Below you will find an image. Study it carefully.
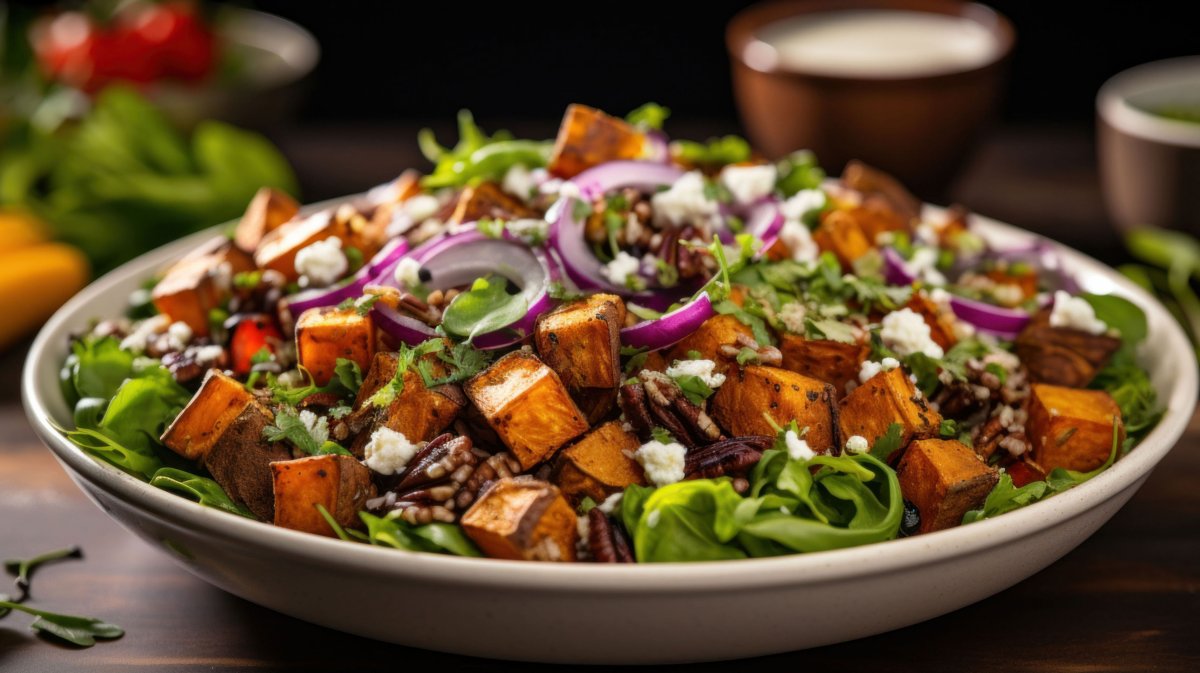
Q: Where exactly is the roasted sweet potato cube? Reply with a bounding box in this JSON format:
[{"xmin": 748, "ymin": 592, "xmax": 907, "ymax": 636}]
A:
[
  {"xmin": 271, "ymin": 454, "xmax": 375, "ymax": 536},
  {"xmin": 234, "ymin": 187, "xmax": 300, "ymax": 253},
  {"xmin": 535, "ymin": 293, "xmax": 625, "ymax": 390},
  {"xmin": 460, "ymin": 477, "xmax": 577, "ymax": 561},
  {"xmin": 1027, "ymin": 383, "xmax": 1124, "ymax": 472},
  {"xmin": 161, "ymin": 370, "xmax": 256, "ymax": 461},
  {"xmin": 814, "ymin": 210, "xmax": 872, "ymax": 268},
  {"xmin": 711, "ymin": 365, "xmax": 839, "ymax": 451},
  {"xmin": 897, "ymin": 438, "xmax": 999, "ymax": 533},
  {"xmin": 152, "ymin": 237, "xmax": 254, "ymax": 336},
  {"xmin": 906, "ymin": 291, "xmax": 958, "ymax": 351},
  {"xmin": 1016, "ymin": 310, "xmax": 1121, "ymax": 388},
  {"xmin": 839, "ymin": 367, "xmax": 942, "ymax": 448},
  {"xmin": 841, "ymin": 160, "xmax": 921, "ymax": 223},
  {"xmin": 777, "ymin": 332, "xmax": 870, "ymax": 393},
  {"xmin": 845, "ymin": 202, "xmax": 908, "ymax": 243},
  {"xmin": 573, "ymin": 387, "xmax": 618, "ymax": 426},
  {"xmin": 203, "ymin": 400, "xmax": 291, "ymax": 521},
  {"xmin": 464, "ymin": 352, "xmax": 589, "ymax": 469},
  {"xmin": 448, "ymin": 181, "xmax": 538, "ymax": 225},
  {"xmin": 254, "ymin": 209, "xmax": 348, "ymax": 283},
  {"xmin": 985, "ymin": 268, "xmax": 1038, "ymax": 301},
  {"xmin": 350, "ymin": 352, "xmax": 463, "ymax": 455},
  {"xmin": 664, "ymin": 314, "xmax": 754, "ymax": 373},
  {"xmin": 552, "ymin": 421, "xmax": 645, "ymax": 504},
  {"xmin": 296, "ymin": 306, "xmax": 376, "ymax": 387},
  {"xmin": 548, "ymin": 104, "xmax": 646, "ymax": 178}
]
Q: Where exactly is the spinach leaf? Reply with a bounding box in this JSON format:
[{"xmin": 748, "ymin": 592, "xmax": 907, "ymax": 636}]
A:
[
  {"xmin": 440, "ymin": 276, "xmax": 529, "ymax": 341},
  {"xmin": 0, "ymin": 600, "xmax": 123, "ymax": 647},
  {"xmin": 626, "ymin": 480, "xmax": 748, "ymax": 563},
  {"xmin": 149, "ymin": 468, "xmax": 253, "ymax": 518},
  {"xmin": 359, "ymin": 512, "xmax": 481, "ymax": 557},
  {"xmin": 1081, "ymin": 293, "xmax": 1147, "ymax": 344},
  {"xmin": 69, "ymin": 336, "xmax": 134, "ymax": 400}
]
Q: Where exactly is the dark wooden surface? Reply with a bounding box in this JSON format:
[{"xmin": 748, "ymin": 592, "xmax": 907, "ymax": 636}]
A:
[{"xmin": 2, "ymin": 125, "xmax": 1197, "ymax": 672}]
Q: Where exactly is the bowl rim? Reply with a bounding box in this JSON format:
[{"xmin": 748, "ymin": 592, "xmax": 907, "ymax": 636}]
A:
[
  {"xmin": 21, "ymin": 201, "xmax": 1197, "ymax": 593},
  {"xmin": 214, "ymin": 7, "xmax": 321, "ymax": 89},
  {"xmin": 1097, "ymin": 55, "xmax": 1200, "ymax": 150},
  {"xmin": 726, "ymin": 0, "xmax": 1015, "ymax": 84}
]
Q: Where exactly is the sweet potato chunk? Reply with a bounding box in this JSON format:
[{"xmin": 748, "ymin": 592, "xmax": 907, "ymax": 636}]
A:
[
  {"xmin": 814, "ymin": 210, "xmax": 872, "ymax": 268},
  {"xmin": 254, "ymin": 209, "xmax": 348, "ymax": 283},
  {"xmin": 844, "ymin": 202, "xmax": 908, "ymax": 243},
  {"xmin": 448, "ymin": 181, "xmax": 538, "ymax": 225},
  {"xmin": 839, "ymin": 367, "xmax": 942, "ymax": 448},
  {"xmin": 203, "ymin": 400, "xmax": 291, "ymax": 521},
  {"xmin": 573, "ymin": 387, "xmax": 618, "ymax": 426},
  {"xmin": 350, "ymin": 352, "xmax": 463, "ymax": 455},
  {"xmin": 842, "ymin": 160, "xmax": 921, "ymax": 223},
  {"xmin": 295, "ymin": 306, "xmax": 376, "ymax": 387},
  {"xmin": 460, "ymin": 477, "xmax": 577, "ymax": 561},
  {"xmin": 906, "ymin": 291, "xmax": 958, "ymax": 351},
  {"xmin": 777, "ymin": 332, "xmax": 870, "ymax": 393},
  {"xmin": 161, "ymin": 370, "xmax": 256, "ymax": 461},
  {"xmin": 271, "ymin": 454, "xmax": 374, "ymax": 536},
  {"xmin": 1016, "ymin": 310, "xmax": 1121, "ymax": 388},
  {"xmin": 234, "ymin": 187, "xmax": 300, "ymax": 253},
  {"xmin": 552, "ymin": 421, "xmax": 645, "ymax": 504},
  {"xmin": 464, "ymin": 352, "xmax": 589, "ymax": 469},
  {"xmin": 152, "ymin": 237, "xmax": 254, "ymax": 336},
  {"xmin": 665, "ymin": 314, "xmax": 754, "ymax": 373},
  {"xmin": 711, "ymin": 365, "xmax": 839, "ymax": 451},
  {"xmin": 897, "ymin": 438, "xmax": 999, "ymax": 533},
  {"xmin": 1027, "ymin": 383, "xmax": 1124, "ymax": 472},
  {"xmin": 535, "ymin": 293, "xmax": 625, "ymax": 390},
  {"xmin": 548, "ymin": 104, "xmax": 646, "ymax": 179}
]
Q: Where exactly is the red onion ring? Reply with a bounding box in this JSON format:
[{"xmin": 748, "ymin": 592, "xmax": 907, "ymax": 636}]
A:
[
  {"xmin": 642, "ymin": 131, "xmax": 672, "ymax": 165},
  {"xmin": 568, "ymin": 160, "xmax": 683, "ymax": 201},
  {"xmin": 285, "ymin": 239, "xmax": 412, "ymax": 316},
  {"xmin": 620, "ymin": 291, "xmax": 715, "ymax": 350},
  {"xmin": 947, "ymin": 295, "xmax": 1032, "ymax": 339}
]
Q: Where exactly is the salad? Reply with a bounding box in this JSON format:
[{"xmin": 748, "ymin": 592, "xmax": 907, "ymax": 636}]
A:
[{"xmin": 56, "ymin": 103, "xmax": 1162, "ymax": 563}]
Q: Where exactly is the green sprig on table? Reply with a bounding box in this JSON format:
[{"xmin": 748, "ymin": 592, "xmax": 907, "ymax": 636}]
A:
[{"xmin": 2, "ymin": 546, "xmax": 123, "ymax": 647}]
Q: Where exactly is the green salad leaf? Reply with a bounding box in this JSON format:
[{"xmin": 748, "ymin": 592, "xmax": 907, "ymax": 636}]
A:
[
  {"xmin": 672, "ymin": 135, "xmax": 751, "ymax": 169},
  {"xmin": 440, "ymin": 276, "xmax": 529, "ymax": 342},
  {"xmin": 359, "ymin": 512, "xmax": 481, "ymax": 557},
  {"xmin": 68, "ymin": 336, "xmax": 135, "ymax": 400},
  {"xmin": 775, "ymin": 149, "xmax": 826, "ymax": 198},
  {"xmin": 149, "ymin": 468, "xmax": 253, "ymax": 518},
  {"xmin": 625, "ymin": 102, "xmax": 671, "ymax": 131},
  {"xmin": 0, "ymin": 600, "xmax": 124, "ymax": 647},
  {"xmin": 1076, "ymin": 293, "xmax": 1162, "ymax": 440},
  {"xmin": 418, "ymin": 110, "xmax": 551, "ymax": 189}
]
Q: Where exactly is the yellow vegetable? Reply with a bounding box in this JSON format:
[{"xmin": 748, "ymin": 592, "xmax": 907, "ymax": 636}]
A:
[
  {"xmin": 0, "ymin": 243, "xmax": 90, "ymax": 349},
  {"xmin": 0, "ymin": 210, "xmax": 50, "ymax": 254}
]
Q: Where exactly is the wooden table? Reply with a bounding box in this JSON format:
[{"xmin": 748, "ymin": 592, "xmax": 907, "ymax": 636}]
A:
[{"xmin": 2, "ymin": 125, "xmax": 1198, "ymax": 672}]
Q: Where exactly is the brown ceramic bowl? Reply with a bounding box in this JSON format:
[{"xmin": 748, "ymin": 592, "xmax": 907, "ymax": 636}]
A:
[
  {"xmin": 1097, "ymin": 56, "xmax": 1200, "ymax": 235},
  {"xmin": 727, "ymin": 0, "xmax": 1014, "ymax": 196}
]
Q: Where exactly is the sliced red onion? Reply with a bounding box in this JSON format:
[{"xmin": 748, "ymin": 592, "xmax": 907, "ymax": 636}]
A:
[
  {"xmin": 620, "ymin": 291, "xmax": 715, "ymax": 350},
  {"xmin": 882, "ymin": 247, "xmax": 916, "ymax": 285},
  {"xmin": 368, "ymin": 238, "xmax": 412, "ymax": 275},
  {"xmin": 717, "ymin": 199, "xmax": 785, "ymax": 259},
  {"xmin": 370, "ymin": 228, "xmax": 554, "ymax": 350},
  {"xmin": 568, "ymin": 160, "xmax": 683, "ymax": 201},
  {"xmin": 948, "ymin": 295, "xmax": 1032, "ymax": 338},
  {"xmin": 286, "ymin": 239, "xmax": 412, "ymax": 315}
]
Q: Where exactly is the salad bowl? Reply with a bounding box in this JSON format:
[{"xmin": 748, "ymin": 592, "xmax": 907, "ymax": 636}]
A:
[{"xmin": 22, "ymin": 202, "xmax": 1196, "ymax": 664}]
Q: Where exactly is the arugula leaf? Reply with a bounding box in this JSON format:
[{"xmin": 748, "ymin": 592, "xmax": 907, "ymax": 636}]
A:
[
  {"xmin": 4, "ymin": 547, "xmax": 82, "ymax": 602},
  {"xmin": 626, "ymin": 102, "xmax": 671, "ymax": 130},
  {"xmin": 149, "ymin": 468, "xmax": 253, "ymax": 518},
  {"xmin": 69, "ymin": 336, "xmax": 134, "ymax": 400},
  {"xmin": 440, "ymin": 276, "xmax": 529, "ymax": 341},
  {"xmin": 418, "ymin": 110, "xmax": 551, "ymax": 189},
  {"xmin": 0, "ymin": 600, "xmax": 123, "ymax": 647},
  {"xmin": 868, "ymin": 423, "xmax": 905, "ymax": 461}
]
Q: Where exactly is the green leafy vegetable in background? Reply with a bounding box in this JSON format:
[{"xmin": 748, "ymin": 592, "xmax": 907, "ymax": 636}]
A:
[
  {"xmin": 625, "ymin": 102, "xmax": 671, "ymax": 131},
  {"xmin": 418, "ymin": 109, "xmax": 551, "ymax": 189},
  {"xmin": 149, "ymin": 468, "xmax": 253, "ymax": 518},
  {"xmin": 776, "ymin": 149, "xmax": 826, "ymax": 198},
  {"xmin": 0, "ymin": 86, "xmax": 297, "ymax": 273},
  {"xmin": 0, "ymin": 600, "xmax": 124, "ymax": 647},
  {"xmin": 1078, "ymin": 293, "xmax": 1162, "ymax": 441},
  {"xmin": 1122, "ymin": 228, "xmax": 1200, "ymax": 359}
]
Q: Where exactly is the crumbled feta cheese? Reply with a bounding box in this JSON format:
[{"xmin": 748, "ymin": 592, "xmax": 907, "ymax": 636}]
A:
[
  {"xmin": 294, "ymin": 237, "xmax": 347, "ymax": 287},
  {"xmin": 780, "ymin": 188, "xmax": 826, "ymax": 221},
  {"xmin": 633, "ymin": 439, "xmax": 687, "ymax": 487},
  {"xmin": 784, "ymin": 430, "xmax": 816, "ymax": 461},
  {"xmin": 720, "ymin": 164, "xmax": 777, "ymax": 205},
  {"xmin": 779, "ymin": 220, "xmax": 820, "ymax": 263},
  {"xmin": 914, "ymin": 222, "xmax": 939, "ymax": 246},
  {"xmin": 502, "ymin": 164, "xmax": 537, "ymax": 200},
  {"xmin": 603, "ymin": 251, "xmax": 642, "ymax": 287},
  {"xmin": 858, "ymin": 357, "xmax": 901, "ymax": 383},
  {"xmin": 393, "ymin": 257, "xmax": 423, "ymax": 289},
  {"xmin": 505, "ymin": 218, "xmax": 548, "ymax": 246},
  {"xmin": 651, "ymin": 171, "xmax": 719, "ymax": 228},
  {"xmin": 120, "ymin": 315, "xmax": 170, "ymax": 354},
  {"xmin": 929, "ymin": 287, "xmax": 952, "ymax": 309},
  {"xmin": 992, "ymin": 283, "xmax": 1025, "ymax": 307},
  {"xmin": 901, "ymin": 247, "xmax": 947, "ymax": 285},
  {"xmin": 193, "ymin": 345, "xmax": 226, "ymax": 366},
  {"xmin": 166, "ymin": 321, "xmax": 193, "ymax": 351},
  {"xmin": 597, "ymin": 492, "xmax": 623, "ymax": 515},
  {"xmin": 845, "ymin": 435, "xmax": 870, "ymax": 454},
  {"xmin": 1000, "ymin": 436, "xmax": 1028, "ymax": 457},
  {"xmin": 1049, "ymin": 291, "xmax": 1108, "ymax": 335},
  {"xmin": 556, "ymin": 180, "xmax": 581, "ymax": 200},
  {"xmin": 576, "ymin": 514, "xmax": 591, "ymax": 542},
  {"xmin": 363, "ymin": 427, "xmax": 420, "ymax": 476},
  {"xmin": 402, "ymin": 194, "xmax": 441, "ymax": 223},
  {"xmin": 298, "ymin": 409, "xmax": 330, "ymax": 445},
  {"xmin": 881, "ymin": 308, "xmax": 945, "ymax": 359},
  {"xmin": 665, "ymin": 359, "xmax": 726, "ymax": 389},
  {"xmin": 778, "ymin": 302, "xmax": 808, "ymax": 334}
]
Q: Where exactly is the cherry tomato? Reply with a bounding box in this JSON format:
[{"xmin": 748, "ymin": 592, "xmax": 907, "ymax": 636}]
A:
[
  {"xmin": 29, "ymin": 12, "xmax": 99, "ymax": 87},
  {"xmin": 1006, "ymin": 459, "xmax": 1045, "ymax": 488},
  {"xmin": 227, "ymin": 314, "xmax": 283, "ymax": 376},
  {"xmin": 118, "ymin": 1, "xmax": 215, "ymax": 82}
]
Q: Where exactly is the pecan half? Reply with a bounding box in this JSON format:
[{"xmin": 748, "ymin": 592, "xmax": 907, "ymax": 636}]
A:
[
  {"xmin": 717, "ymin": 333, "xmax": 782, "ymax": 367},
  {"xmin": 684, "ymin": 435, "xmax": 771, "ymax": 481},
  {"xmin": 587, "ymin": 508, "xmax": 634, "ymax": 563}
]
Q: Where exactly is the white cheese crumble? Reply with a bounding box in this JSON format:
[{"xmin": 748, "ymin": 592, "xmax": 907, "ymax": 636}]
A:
[
  {"xmin": 502, "ymin": 164, "xmax": 537, "ymax": 200},
  {"xmin": 900, "ymin": 247, "xmax": 947, "ymax": 286},
  {"xmin": 576, "ymin": 514, "xmax": 591, "ymax": 542},
  {"xmin": 603, "ymin": 250, "xmax": 642, "ymax": 287},
  {"xmin": 880, "ymin": 308, "xmax": 945, "ymax": 359},
  {"xmin": 720, "ymin": 163, "xmax": 777, "ymax": 205},
  {"xmin": 845, "ymin": 435, "xmax": 870, "ymax": 454},
  {"xmin": 363, "ymin": 427, "xmax": 420, "ymax": 476},
  {"xmin": 633, "ymin": 439, "xmax": 687, "ymax": 487},
  {"xmin": 505, "ymin": 218, "xmax": 549, "ymax": 246},
  {"xmin": 294, "ymin": 237, "xmax": 348, "ymax": 287},
  {"xmin": 166, "ymin": 321, "xmax": 193, "ymax": 351},
  {"xmin": 1049, "ymin": 291, "xmax": 1108, "ymax": 335},
  {"xmin": 393, "ymin": 257, "xmax": 423, "ymax": 289},
  {"xmin": 780, "ymin": 188, "xmax": 826, "ymax": 221},
  {"xmin": 120, "ymin": 314, "xmax": 170, "ymax": 354},
  {"xmin": 193, "ymin": 345, "xmax": 226, "ymax": 366},
  {"xmin": 402, "ymin": 194, "xmax": 441, "ymax": 223},
  {"xmin": 298, "ymin": 409, "xmax": 330, "ymax": 446},
  {"xmin": 914, "ymin": 222, "xmax": 939, "ymax": 246},
  {"xmin": 858, "ymin": 357, "xmax": 901, "ymax": 383},
  {"xmin": 651, "ymin": 171, "xmax": 719, "ymax": 228},
  {"xmin": 665, "ymin": 359, "xmax": 726, "ymax": 389},
  {"xmin": 779, "ymin": 220, "xmax": 820, "ymax": 263},
  {"xmin": 778, "ymin": 302, "xmax": 808, "ymax": 334},
  {"xmin": 784, "ymin": 429, "xmax": 816, "ymax": 461},
  {"xmin": 597, "ymin": 492, "xmax": 623, "ymax": 515}
]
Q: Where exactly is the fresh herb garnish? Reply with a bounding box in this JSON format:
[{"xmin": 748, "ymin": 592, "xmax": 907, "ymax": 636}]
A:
[
  {"xmin": 263, "ymin": 407, "xmax": 348, "ymax": 456},
  {"xmin": 418, "ymin": 110, "xmax": 551, "ymax": 189},
  {"xmin": 0, "ymin": 600, "xmax": 124, "ymax": 647},
  {"xmin": 672, "ymin": 135, "xmax": 751, "ymax": 169},
  {"xmin": 868, "ymin": 423, "xmax": 905, "ymax": 461}
]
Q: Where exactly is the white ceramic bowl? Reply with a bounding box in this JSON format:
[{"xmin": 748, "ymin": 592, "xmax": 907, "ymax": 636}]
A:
[{"xmin": 21, "ymin": 205, "xmax": 1197, "ymax": 664}]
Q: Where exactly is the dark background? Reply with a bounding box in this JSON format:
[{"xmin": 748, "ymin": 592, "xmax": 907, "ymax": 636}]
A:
[{"xmin": 241, "ymin": 0, "xmax": 1198, "ymax": 127}]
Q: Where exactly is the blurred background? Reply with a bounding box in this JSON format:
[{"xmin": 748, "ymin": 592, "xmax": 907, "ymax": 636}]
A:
[{"xmin": 2, "ymin": 0, "xmax": 1199, "ymax": 355}]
